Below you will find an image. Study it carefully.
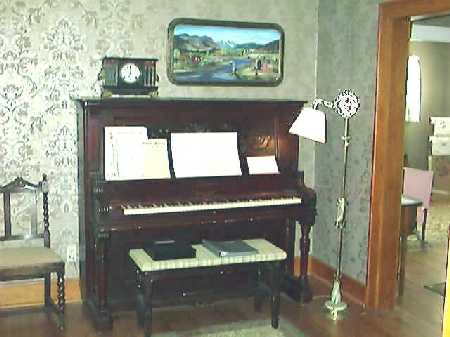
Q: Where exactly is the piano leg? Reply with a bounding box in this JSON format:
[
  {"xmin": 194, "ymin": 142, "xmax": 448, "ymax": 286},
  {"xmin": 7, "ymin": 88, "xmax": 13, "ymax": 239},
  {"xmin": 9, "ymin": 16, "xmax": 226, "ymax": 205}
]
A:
[
  {"xmin": 282, "ymin": 223, "xmax": 313, "ymax": 302},
  {"xmin": 88, "ymin": 233, "xmax": 113, "ymax": 329},
  {"xmin": 299, "ymin": 224, "xmax": 313, "ymax": 301}
]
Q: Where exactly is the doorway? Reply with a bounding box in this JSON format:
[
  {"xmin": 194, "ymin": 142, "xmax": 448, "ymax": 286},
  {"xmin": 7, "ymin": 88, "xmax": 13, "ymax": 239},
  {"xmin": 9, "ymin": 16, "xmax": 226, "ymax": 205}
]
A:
[
  {"xmin": 367, "ymin": 0, "xmax": 450, "ymax": 310},
  {"xmin": 402, "ymin": 15, "xmax": 450, "ymax": 306},
  {"xmin": 406, "ymin": 15, "xmax": 450, "ymax": 241}
]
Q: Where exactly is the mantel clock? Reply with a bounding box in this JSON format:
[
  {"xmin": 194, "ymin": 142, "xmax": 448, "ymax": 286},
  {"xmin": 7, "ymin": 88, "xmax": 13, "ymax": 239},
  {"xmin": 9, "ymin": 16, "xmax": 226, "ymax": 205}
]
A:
[{"xmin": 99, "ymin": 57, "xmax": 159, "ymax": 96}]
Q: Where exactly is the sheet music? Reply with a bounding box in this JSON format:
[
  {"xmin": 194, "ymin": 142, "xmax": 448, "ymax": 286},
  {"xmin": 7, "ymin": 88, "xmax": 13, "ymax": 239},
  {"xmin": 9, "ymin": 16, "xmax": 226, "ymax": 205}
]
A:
[
  {"xmin": 171, "ymin": 132, "xmax": 242, "ymax": 178},
  {"xmin": 104, "ymin": 127, "xmax": 170, "ymax": 180},
  {"xmin": 115, "ymin": 136, "xmax": 146, "ymax": 180},
  {"xmin": 142, "ymin": 139, "xmax": 171, "ymax": 179},
  {"xmin": 247, "ymin": 155, "xmax": 279, "ymax": 174}
]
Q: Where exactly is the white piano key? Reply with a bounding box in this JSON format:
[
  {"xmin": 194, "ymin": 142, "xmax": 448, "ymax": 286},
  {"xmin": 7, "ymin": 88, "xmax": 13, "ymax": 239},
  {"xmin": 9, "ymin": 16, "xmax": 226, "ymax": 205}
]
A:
[{"xmin": 122, "ymin": 196, "xmax": 302, "ymax": 215}]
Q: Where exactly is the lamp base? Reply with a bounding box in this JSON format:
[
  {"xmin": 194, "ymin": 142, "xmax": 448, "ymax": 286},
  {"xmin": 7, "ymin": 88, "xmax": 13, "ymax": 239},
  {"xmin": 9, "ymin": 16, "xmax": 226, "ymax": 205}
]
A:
[
  {"xmin": 324, "ymin": 278, "xmax": 347, "ymax": 320},
  {"xmin": 324, "ymin": 299, "xmax": 347, "ymax": 320}
]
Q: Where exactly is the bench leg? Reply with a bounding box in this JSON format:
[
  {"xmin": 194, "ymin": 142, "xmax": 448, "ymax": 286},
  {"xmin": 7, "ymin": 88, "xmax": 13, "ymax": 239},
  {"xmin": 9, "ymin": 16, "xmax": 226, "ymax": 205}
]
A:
[
  {"xmin": 254, "ymin": 264, "xmax": 264, "ymax": 312},
  {"xmin": 136, "ymin": 269, "xmax": 145, "ymax": 327},
  {"xmin": 270, "ymin": 262, "xmax": 281, "ymax": 329},
  {"xmin": 142, "ymin": 275, "xmax": 153, "ymax": 337}
]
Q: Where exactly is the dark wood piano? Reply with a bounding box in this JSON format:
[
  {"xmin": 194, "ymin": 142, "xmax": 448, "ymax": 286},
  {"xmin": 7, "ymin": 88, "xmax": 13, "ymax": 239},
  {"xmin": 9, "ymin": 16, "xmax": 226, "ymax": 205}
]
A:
[{"xmin": 75, "ymin": 97, "xmax": 316, "ymax": 329}]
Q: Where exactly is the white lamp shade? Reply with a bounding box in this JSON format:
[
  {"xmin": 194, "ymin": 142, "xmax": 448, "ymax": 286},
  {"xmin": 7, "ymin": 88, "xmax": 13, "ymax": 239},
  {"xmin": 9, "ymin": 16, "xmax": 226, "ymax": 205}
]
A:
[{"xmin": 289, "ymin": 107, "xmax": 326, "ymax": 143}]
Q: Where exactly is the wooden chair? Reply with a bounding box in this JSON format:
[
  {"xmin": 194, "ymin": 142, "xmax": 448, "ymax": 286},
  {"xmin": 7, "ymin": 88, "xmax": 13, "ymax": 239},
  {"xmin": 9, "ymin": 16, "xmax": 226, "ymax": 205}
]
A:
[{"xmin": 0, "ymin": 174, "xmax": 65, "ymax": 329}]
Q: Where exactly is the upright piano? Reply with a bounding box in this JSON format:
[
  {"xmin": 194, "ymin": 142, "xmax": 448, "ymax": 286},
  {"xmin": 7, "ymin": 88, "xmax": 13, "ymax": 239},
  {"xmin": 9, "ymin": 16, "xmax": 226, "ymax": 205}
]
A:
[{"xmin": 76, "ymin": 98, "xmax": 316, "ymax": 328}]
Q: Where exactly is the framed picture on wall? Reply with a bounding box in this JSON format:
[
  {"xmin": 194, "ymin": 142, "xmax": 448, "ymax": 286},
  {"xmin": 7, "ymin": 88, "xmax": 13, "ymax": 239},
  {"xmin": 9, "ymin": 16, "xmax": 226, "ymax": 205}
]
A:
[{"xmin": 167, "ymin": 18, "xmax": 284, "ymax": 86}]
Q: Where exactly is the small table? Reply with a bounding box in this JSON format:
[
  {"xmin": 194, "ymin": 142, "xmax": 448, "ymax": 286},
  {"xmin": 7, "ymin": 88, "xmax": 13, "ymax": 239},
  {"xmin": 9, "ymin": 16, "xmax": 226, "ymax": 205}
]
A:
[
  {"xmin": 129, "ymin": 239, "xmax": 287, "ymax": 337},
  {"xmin": 398, "ymin": 195, "xmax": 422, "ymax": 296}
]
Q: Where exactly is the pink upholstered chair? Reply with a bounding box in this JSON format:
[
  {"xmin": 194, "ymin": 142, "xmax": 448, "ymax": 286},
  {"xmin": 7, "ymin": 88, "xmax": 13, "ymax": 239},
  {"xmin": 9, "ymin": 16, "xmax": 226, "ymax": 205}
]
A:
[{"xmin": 402, "ymin": 167, "xmax": 434, "ymax": 241}]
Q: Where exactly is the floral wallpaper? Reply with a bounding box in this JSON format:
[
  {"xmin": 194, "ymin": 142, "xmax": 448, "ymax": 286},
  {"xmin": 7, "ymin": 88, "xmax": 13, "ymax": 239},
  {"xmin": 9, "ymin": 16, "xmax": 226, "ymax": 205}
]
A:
[
  {"xmin": 0, "ymin": 0, "xmax": 318, "ymax": 277},
  {"xmin": 314, "ymin": 0, "xmax": 380, "ymax": 283}
]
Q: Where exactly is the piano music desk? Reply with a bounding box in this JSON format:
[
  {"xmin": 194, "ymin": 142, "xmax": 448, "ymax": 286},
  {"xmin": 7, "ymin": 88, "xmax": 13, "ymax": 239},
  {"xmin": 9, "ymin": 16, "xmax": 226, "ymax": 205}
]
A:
[{"xmin": 129, "ymin": 239, "xmax": 286, "ymax": 337}]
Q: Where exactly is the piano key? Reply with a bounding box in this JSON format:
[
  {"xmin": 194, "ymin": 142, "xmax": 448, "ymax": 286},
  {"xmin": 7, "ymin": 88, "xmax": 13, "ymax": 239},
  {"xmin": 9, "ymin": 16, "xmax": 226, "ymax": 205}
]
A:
[{"xmin": 121, "ymin": 196, "xmax": 302, "ymax": 215}]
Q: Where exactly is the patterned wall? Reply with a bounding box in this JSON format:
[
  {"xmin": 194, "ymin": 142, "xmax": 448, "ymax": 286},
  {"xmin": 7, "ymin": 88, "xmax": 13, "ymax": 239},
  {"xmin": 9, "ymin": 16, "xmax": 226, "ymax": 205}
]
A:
[
  {"xmin": 0, "ymin": 0, "xmax": 318, "ymax": 277},
  {"xmin": 314, "ymin": 0, "xmax": 380, "ymax": 282}
]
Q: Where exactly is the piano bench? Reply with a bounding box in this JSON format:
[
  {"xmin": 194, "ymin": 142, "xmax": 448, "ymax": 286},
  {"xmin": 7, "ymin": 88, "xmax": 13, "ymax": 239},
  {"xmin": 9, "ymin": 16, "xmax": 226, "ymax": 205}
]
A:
[{"xmin": 129, "ymin": 238, "xmax": 286, "ymax": 337}]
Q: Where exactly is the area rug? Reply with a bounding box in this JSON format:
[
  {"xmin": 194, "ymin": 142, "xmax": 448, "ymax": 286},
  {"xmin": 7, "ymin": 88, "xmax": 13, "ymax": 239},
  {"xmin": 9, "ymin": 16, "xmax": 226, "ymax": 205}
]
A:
[
  {"xmin": 154, "ymin": 319, "xmax": 307, "ymax": 337},
  {"xmin": 424, "ymin": 282, "xmax": 446, "ymax": 296}
]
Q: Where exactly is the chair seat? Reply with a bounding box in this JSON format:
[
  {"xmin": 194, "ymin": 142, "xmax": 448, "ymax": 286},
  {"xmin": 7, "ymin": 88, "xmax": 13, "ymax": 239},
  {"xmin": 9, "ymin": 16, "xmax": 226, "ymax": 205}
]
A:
[{"xmin": 0, "ymin": 247, "xmax": 64, "ymax": 278}]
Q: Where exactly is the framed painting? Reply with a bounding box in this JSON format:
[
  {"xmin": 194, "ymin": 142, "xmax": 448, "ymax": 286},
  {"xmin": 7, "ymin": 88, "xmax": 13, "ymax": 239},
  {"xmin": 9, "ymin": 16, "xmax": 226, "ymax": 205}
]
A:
[{"xmin": 167, "ymin": 18, "xmax": 284, "ymax": 86}]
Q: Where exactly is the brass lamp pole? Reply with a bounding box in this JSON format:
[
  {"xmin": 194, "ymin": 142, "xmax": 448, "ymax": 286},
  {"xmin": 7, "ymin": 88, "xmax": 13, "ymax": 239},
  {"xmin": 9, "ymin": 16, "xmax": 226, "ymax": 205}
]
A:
[{"xmin": 315, "ymin": 90, "xmax": 360, "ymax": 319}]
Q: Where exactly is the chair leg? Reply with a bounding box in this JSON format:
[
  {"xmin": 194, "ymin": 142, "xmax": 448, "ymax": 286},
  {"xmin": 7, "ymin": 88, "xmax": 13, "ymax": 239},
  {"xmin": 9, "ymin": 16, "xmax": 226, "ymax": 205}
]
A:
[
  {"xmin": 398, "ymin": 234, "xmax": 407, "ymax": 297},
  {"xmin": 421, "ymin": 210, "xmax": 428, "ymax": 243},
  {"xmin": 56, "ymin": 271, "xmax": 65, "ymax": 330},
  {"xmin": 44, "ymin": 274, "xmax": 51, "ymax": 307}
]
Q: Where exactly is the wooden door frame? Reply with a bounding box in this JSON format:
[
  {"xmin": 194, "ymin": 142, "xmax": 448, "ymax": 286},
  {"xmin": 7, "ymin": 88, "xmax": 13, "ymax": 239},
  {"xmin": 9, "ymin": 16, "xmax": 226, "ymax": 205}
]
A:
[{"xmin": 367, "ymin": 0, "xmax": 450, "ymax": 309}]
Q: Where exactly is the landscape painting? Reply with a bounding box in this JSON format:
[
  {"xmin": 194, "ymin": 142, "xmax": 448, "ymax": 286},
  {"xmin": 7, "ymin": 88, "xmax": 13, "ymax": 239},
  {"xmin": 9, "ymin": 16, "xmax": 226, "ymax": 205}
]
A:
[{"xmin": 167, "ymin": 19, "xmax": 284, "ymax": 86}]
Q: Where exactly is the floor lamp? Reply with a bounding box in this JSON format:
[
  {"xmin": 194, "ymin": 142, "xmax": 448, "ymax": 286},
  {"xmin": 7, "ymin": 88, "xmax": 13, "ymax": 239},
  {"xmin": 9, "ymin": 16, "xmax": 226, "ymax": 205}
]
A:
[{"xmin": 289, "ymin": 90, "xmax": 360, "ymax": 319}]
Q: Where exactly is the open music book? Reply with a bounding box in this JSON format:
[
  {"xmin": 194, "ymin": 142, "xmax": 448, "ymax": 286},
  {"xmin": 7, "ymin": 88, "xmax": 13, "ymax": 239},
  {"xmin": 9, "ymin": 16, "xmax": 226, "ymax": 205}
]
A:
[{"xmin": 104, "ymin": 126, "xmax": 171, "ymax": 180}]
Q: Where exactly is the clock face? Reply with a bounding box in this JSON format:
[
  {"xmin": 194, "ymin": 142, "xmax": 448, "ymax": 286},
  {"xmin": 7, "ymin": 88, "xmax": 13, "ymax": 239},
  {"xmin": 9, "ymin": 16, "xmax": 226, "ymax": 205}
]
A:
[
  {"xmin": 335, "ymin": 90, "xmax": 360, "ymax": 118},
  {"xmin": 120, "ymin": 62, "xmax": 141, "ymax": 84}
]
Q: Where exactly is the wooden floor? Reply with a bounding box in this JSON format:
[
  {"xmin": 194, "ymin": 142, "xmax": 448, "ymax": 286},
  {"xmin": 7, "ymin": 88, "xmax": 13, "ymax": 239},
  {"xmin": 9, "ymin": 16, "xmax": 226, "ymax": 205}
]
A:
[{"xmin": 0, "ymin": 242, "xmax": 446, "ymax": 337}]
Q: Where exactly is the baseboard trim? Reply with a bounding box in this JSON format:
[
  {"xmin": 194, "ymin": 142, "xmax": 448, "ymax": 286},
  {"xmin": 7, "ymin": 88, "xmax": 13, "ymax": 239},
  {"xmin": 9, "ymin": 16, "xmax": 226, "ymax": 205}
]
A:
[
  {"xmin": 0, "ymin": 278, "xmax": 81, "ymax": 309},
  {"xmin": 2, "ymin": 259, "xmax": 365, "ymax": 309},
  {"xmin": 295, "ymin": 256, "xmax": 366, "ymax": 305}
]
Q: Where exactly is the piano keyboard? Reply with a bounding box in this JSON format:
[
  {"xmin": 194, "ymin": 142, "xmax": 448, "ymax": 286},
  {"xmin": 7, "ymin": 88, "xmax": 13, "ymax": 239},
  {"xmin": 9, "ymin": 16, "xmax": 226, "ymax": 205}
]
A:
[{"xmin": 121, "ymin": 196, "xmax": 302, "ymax": 215}]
